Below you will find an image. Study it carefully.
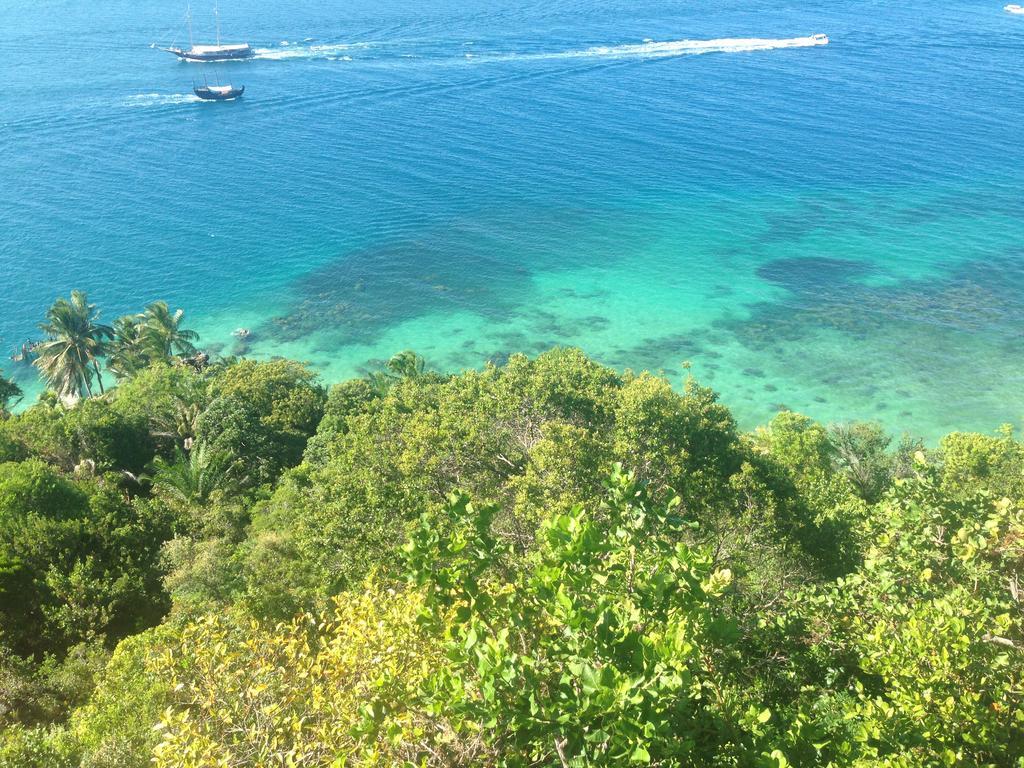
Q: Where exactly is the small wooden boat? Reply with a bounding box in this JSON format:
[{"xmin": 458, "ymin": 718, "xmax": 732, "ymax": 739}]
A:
[{"xmin": 194, "ymin": 83, "xmax": 245, "ymax": 100}]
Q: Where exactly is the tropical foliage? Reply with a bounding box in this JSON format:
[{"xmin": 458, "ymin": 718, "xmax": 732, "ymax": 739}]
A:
[
  {"xmin": 1, "ymin": 292, "xmax": 1022, "ymax": 767},
  {"xmin": 405, "ymin": 470, "xmax": 741, "ymax": 766},
  {"xmin": 0, "ymin": 371, "xmax": 21, "ymax": 416},
  {"xmin": 107, "ymin": 302, "xmax": 200, "ymax": 380},
  {"xmin": 33, "ymin": 291, "xmax": 112, "ymax": 402}
]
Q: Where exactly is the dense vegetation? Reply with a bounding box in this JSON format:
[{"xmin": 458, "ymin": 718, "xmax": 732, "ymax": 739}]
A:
[{"xmin": 0, "ymin": 292, "xmax": 1021, "ymax": 767}]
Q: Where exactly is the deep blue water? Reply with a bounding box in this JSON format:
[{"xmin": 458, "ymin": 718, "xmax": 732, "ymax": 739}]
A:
[{"xmin": 2, "ymin": 0, "xmax": 1023, "ymax": 438}]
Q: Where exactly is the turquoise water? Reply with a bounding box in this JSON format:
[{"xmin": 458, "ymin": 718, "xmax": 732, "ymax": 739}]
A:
[{"xmin": 2, "ymin": 0, "xmax": 1023, "ymax": 439}]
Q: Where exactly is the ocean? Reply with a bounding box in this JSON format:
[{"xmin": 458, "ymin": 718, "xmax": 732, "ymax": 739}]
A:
[{"xmin": 2, "ymin": 0, "xmax": 1022, "ymax": 440}]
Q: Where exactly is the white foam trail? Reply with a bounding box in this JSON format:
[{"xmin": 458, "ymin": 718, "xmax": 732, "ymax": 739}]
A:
[
  {"xmin": 252, "ymin": 41, "xmax": 375, "ymax": 60},
  {"xmin": 491, "ymin": 34, "xmax": 829, "ymax": 62},
  {"xmin": 1006, "ymin": 4, "xmax": 1024, "ymax": 14},
  {"xmin": 250, "ymin": 34, "xmax": 827, "ymax": 66},
  {"xmin": 124, "ymin": 92, "xmax": 202, "ymax": 107}
]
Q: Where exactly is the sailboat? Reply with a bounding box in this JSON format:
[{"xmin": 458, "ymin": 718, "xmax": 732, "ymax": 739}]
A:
[
  {"xmin": 192, "ymin": 62, "xmax": 244, "ymax": 100},
  {"xmin": 194, "ymin": 78, "xmax": 245, "ymax": 100},
  {"xmin": 164, "ymin": 2, "xmax": 254, "ymax": 62}
]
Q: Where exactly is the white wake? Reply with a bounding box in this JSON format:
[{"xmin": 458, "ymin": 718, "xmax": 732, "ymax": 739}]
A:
[
  {"xmin": 247, "ymin": 35, "xmax": 827, "ymax": 65},
  {"xmin": 124, "ymin": 93, "xmax": 203, "ymax": 107},
  {"xmin": 252, "ymin": 42, "xmax": 373, "ymax": 60},
  {"xmin": 489, "ymin": 34, "xmax": 829, "ymax": 63}
]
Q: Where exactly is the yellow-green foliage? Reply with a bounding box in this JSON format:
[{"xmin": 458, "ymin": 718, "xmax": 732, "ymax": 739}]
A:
[
  {"xmin": 149, "ymin": 588, "xmax": 438, "ymax": 767},
  {"xmin": 70, "ymin": 627, "xmax": 177, "ymax": 768},
  {"xmin": 939, "ymin": 426, "xmax": 1024, "ymax": 503},
  {"xmin": 0, "ymin": 724, "xmax": 76, "ymax": 768},
  {"xmin": 796, "ymin": 457, "xmax": 1024, "ymax": 765},
  {"xmin": 7, "ymin": 339, "xmax": 1024, "ymax": 767},
  {"xmin": 405, "ymin": 469, "xmax": 745, "ymax": 767}
]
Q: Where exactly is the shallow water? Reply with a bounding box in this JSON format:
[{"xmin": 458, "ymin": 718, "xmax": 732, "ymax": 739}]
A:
[{"xmin": 2, "ymin": 0, "xmax": 1022, "ymax": 439}]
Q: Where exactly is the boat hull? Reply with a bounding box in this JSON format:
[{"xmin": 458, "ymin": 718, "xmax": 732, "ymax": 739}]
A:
[
  {"xmin": 166, "ymin": 47, "xmax": 254, "ymax": 62},
  {"xmin": 194, "ymin": 85, "xmax": 245, "ymax": 100}
]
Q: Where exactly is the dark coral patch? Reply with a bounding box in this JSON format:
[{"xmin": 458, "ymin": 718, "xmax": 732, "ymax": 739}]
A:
[
  {"xmin": 607, "ymin": 333, "xmax": 707, "ymax": 371},
  {"xmin": 756, "ymin": 256, "xmax": 874, "ymax": 293}
]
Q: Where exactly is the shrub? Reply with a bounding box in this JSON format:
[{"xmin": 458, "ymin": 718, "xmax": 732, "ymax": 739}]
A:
[
  {"xmin": 790, "ymin": 456, "xmax": 1024, "ymax": 764},
  {"xmin": 149, "ymin": 589, "xmax": 438, "ymax": 767},
  {"xmin": 72, "ymin": 627, "xmax": 177, "ymax": 768},
  {"xmin": 406, "ymin": 466, "xmax": 748, "ymax": 766}
]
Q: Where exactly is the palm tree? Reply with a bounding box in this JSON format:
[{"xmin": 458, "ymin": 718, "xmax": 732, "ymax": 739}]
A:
[
  {"xmin": 366, "ymin": 350, "xmax": 429, "ymax": 395},
  {"xmin": 34, "ymin": 291, "xmax": 113, "ymax": 402},
  {"xmin": 148, "ymin": 376, "xmax": 207, "ymax": 449},
  {"xmin": 366, "ymin": 370, "xmax": 394, "ymax": 396},
  {"xmin": 140, "ymin": 301, "xmax": 199, "ymax": 360},
  {"xmin": 107, "ymin": 314, "xmax": 147, "ymax": 380},
  {"xmin": 387, "ymin": 349, "xmax": 427, "ymax": 379},
  {"xmin": 148, "ymin": 443, "xmax": 238, "ymax": 507}
]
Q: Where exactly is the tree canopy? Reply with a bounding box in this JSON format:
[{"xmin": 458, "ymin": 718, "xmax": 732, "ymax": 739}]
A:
[{"xmin": 0, "ymin": 298, "xmax": 1020, "ymax": 767}]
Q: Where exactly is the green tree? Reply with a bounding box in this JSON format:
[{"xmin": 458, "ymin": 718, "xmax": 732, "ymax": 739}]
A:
[
  {"xmin": 3, "ymin": 343, "xmax": 1024, "ymax": 765},
  {"xmin": 0, "ymin": 370, "xmax": 22, "ymax": 416},
  {"xmin": 193, "ymin": 395, "xmax": 277, "ymax": 488},
  {"xmin": 0, "ymin": 459, "xmax": 90, "ymax": 655},
  {"xmin": 245, "ymin": 349, "xmax": 840, "ymax": 624},
  {"xmin": 938, "ymin": 425, "xmax": 1024, "ymax": 503},
  {"xmin": 363, "ymin": 350, "xmax": 433, "ymax": 395},
  {"xmin": 111, "ymin": 364, "xmax": 211, "ymax": 454},
  {"xmin": 386, "ymin": 349, "xmax": 427, "ymax": 380},
  {"xmin": 196, "ymin": 360, "xmax": 325, "ymax": 485},
  {"xmin": 827, "ymin": 422, "xmax": 894, "ymax": 504},
  {"xmin": 0, "ymin": 644, "xmax": 104, "ymax": 730},
  {"xmin": 148, "ymin": 444, "xmax": 237, "ymax": 510},
  {"xmin": 0, "ymin": 724, "xmax": 76, "ymax": 768},
  {"xmin": 70, "ymin": 626, "xmax": 177, "ymax": 768},
  {"xmin": 33, "ymin": 291, "xmax": 113, "ymax": 402},
  {"xmin": 0, "ymin": 400, "xmax": 72, "ymax": 468},
  {"xmin": 106, "ymin": 315, "xmax": 148, "ymax": 381},
  {"xmin": 406, "ymin": 466, "xmax": 745, "ymax": 766},
  {"xmin": 751, "ymin": 411, "xmax": 863, "ymax": 576},
  {"xmin": 139, "ymin": 301, "xmax": 198, "ymax": 360},
  {"xmin": 0, "ymin": 461, "xmax": 171, "ymax": 657},
  {"xmin": 0, "ymin": 397, "xmax": 154, "ymax": 476},
  {"xmin": 781, "ymin": 455, "xmax": 1024, "ymax": 765},
  {"xmin": 107, "ymin": 303, "xmax": 199, "ymax": 380},
  {"xmin": 302, "ymin": 378, "xmax": 380, "ymax": 466},
  {"xmin": 149, "ymin": 590, "xmax": 439, "ymax": 768},
  {"xmin": 61, "ymin": 399, "xmax": 154, "ymax": 476}
]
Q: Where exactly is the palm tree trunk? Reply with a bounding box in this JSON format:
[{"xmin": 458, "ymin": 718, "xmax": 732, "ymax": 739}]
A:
[
  {"xmin": 92, "ymin": 359, "xmax": 106, "ymax": 394},
  {"xmin": 79, "ymin": 350, "xmax": 94, "ymax": 398}
]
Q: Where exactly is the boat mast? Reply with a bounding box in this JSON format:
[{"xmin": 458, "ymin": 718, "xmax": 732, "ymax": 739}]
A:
[
  {"xmin": 186, "ymin": 1, "xmax": 194, "ymax": 48},
  {"xmin": 214, "ymin": 1, "xmax": 221, "ymax": 46}
]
